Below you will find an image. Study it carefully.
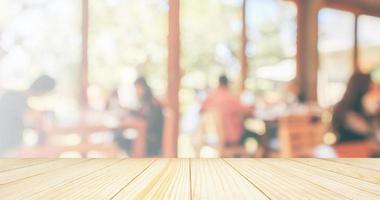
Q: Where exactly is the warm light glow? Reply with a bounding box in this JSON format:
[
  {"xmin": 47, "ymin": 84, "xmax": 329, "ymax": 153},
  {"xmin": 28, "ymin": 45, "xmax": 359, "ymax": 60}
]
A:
[
  {"xmin": 22, "ymin": 129, "xmax": 39, "ymax": 147},
  {"xmin": 200, "ymin": 146, "xmax": 219, "ymax": 158},
  {"xmin": 244, "ymin": 138, "xmax": 258, "ymax": 154},
  {"xmin": 323, "ymin": 132, "xmax": 337, "ymax": 145},
  {"xmin": 321, "ymin": 110, "xmax": 332, "ymax": 124},
  {"xmin": 59, "ymin": 151, "xmax": 82, "ymax": 158},
  {"xmin": 123, "ymin": 129, "xmax": 139, "ymax": 140},
  {"xmin": 88, "ymin": 132, "xmax": 114, "ymax": 144},
  {"xmin": 87, "ymin": 150, "xmax": 108, "ymax": 158},
  {"xmin": 50, "ymin": 133, "xmax": 82, "ymax": 146},
  {"xmin": 244, "ymin": 119, "xmax": 266, "ymax": 135}
]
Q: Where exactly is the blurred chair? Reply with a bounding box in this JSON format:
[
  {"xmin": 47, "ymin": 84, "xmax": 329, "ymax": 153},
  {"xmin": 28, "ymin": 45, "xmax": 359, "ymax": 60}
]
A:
[
  {"xmin": 194, "ymin": 110, "xmax": 257, "ymax": 158},
  {"xmin": 278, "ymin": 113, "xmax": 326, "ymax": 157},
  {"xmin": 162, "ymin": 107, "xmax": 176, "ymax": 157},
  {"xmin": 334, "ymin": 140, "xmax": 375, "ymax": 157},
  {"xmin": 18, "ymin": 124, "xmax": 123, "ymax": 158}
]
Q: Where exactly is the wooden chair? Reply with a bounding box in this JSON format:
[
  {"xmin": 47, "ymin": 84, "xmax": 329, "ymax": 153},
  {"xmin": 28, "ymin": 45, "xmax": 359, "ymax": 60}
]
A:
[
  {"xmin": 334, "ymin": 140, "xmax": 375, "ymax": 157},
  {"xmin": 278, "ymin": 113, "xmax": 326, "ymax": 157},
  {"xmin": 162, "ymin": 107, "xmax": 176, "ymax": 157},
  {"xmin": 194, "ymin": 110, "xmax": 252, "ymax": 158}
]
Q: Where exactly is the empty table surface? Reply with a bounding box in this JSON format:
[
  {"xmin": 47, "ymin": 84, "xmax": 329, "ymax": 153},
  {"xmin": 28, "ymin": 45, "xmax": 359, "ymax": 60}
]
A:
[{"xmin": 0, "ymin": 158, "xmax": 379, "ymax": 199}]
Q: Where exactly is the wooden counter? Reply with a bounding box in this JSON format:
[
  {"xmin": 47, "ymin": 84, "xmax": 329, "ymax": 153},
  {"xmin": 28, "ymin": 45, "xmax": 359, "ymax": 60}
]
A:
[{"xmin": 0, "ymin": 158, "xmax": 379, "ymax": 199}]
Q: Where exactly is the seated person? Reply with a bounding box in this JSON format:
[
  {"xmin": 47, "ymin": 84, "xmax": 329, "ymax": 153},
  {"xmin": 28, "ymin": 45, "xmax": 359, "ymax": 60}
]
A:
[
  {"xmin": 363, "ymin": 70, "xmax": 380, "ymax": 117},
  {"xmin": 115, "ymin": 77, "xmax": 164, "ymax": 157},
  {"xmin": 0, "ymin": 75, "xmax": 56, "ymax": 155},
  {"xmin": 201, "ymin": 75, "xmax": 253, "ymax": 146},
  {"xmin": 363, "ymin": 72, "xmax": 380, "ymax": 155},
  {"xmin": 332, "ymin": 73, "xmax": 371, "ymax": 143}
]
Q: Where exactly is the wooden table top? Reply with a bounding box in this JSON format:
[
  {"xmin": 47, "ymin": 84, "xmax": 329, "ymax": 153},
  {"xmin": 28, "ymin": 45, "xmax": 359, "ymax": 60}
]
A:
[{"xmin": 0, "ymin": 158, "xmax": 379, "ymax": 199}]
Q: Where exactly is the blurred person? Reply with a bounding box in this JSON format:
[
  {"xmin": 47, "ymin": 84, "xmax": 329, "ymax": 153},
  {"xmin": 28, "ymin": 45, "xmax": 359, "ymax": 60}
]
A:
[
  {"xmin": 87, "ymin": 85, "xmax": 109, "ymax": 111},
  {"xmin": 362, "ymin": 69, "xmax": 380, "ymax": 156},
  {"xmin": 105, "ymin": 89, "xmax": 122, "ymax": 111},
  {"xmin": 201, "ymin": 75, "xmax": 254, "ymax": 147},
  {"xmin": 363, "ymin": 68, "xmax": 380, "ymax": 116},
  {"xmin": 332, "ymin": 73, "xmax": 371, "ymax": 143},
  {"xmin": 115, "ymin": 77, "xmax": 164, "ymax": 157},
  {"xmin": 0, "ymin": 75, "xmax": 56, "ymax": 155},
  {"xmin": 181, "ymin": 89, "xmax": 206, "ymax": 134},
  {"xmin": 286, "ymin": 81, "xmax": 307, "ymax": 105}
]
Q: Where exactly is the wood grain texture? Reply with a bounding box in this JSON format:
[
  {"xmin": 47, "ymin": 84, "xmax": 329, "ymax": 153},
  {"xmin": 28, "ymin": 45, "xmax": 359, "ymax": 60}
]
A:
[
  {"xmin": 225, "ymin": 159, "xmax": 347, "ymax": 199},
  {"xmin": 31, "ymin": 159, "xmax": 154, "ymax": 200},
  {"xmin": 0, "ymin": 159, "xmax": 51, "ymax": 172},
  {"xmin": 0, "ymin": 158, "xmax": 378, "ymax": 199},
  {"xmin": 332, "ymin": 158, "xmax": 380, "ymax": 172},
  {"xmin": 294, "ymin": 158, "xmax": 380, "ymax": 184},
  {"xmin": 191, "ymin": 159, "xmax": 268, "ymax": 199},
  {"xmin": 0, "ymin": 159, "xmax": 82, "ymax": 185},
  {"xmin": 113, "ymin": 159, "xmax": 191, "ymax": 199},
  {"xmin": 0, "ymin": 159, "xmax": 118, "ymax": 199},
  {"xmin": 263, "ymin": 159, "xmax": 380, "ymax": 199}
]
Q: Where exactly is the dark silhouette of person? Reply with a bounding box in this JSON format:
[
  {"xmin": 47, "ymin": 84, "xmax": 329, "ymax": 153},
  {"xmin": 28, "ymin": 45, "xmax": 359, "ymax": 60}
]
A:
[
  {"xmin": 115, "ymin": 77, "xmax": 164, "ymax": 157},
  {"xmin": 332, "ymin": 73, "xmax": 371, "ymax": 143},
  {"xmin": 0, "ymin": 75, "xmax": 56, "ymax": 155}
]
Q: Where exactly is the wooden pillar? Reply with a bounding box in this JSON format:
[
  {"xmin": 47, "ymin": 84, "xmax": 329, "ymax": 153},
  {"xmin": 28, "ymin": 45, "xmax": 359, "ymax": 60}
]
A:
[
  {"xmin": 295, "ymin": 0, "xmax": 306, "ymax": 101},
  {"xmin": 81, "ymin": 0, "xmax": 89, "ymax": 107},
  {"xmin": 295, "ymin": 0, "xmax": 320, "ymax": 102},
  {"xmin": 353, "ymin": 14, "xmax": 359, "ymax": 73},
  {"xmin": 239, "ymin": 0, "xmax": 248, "ymax": 92},
  {"xmin": 164, "ymin": 0, "xmax": 180, "ymax": 157}
]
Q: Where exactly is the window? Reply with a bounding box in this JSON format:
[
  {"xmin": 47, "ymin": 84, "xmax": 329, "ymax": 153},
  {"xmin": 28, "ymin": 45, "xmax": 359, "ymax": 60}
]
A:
[
  {"xmin": 358, "ymin": 15, "xmax": 380, "ymax": 73},
  {"xmin": 246, "ymin": 0, "xmax": 297, "ymax": 93},
  {"xmin": 89, "ymin": 0, "xmax": 168, "ymax": 107},
  {"xmin": 318, "ymin": 8, "xmax": 355, "ymax": 108},
  {"xmin": 180, "ymin": 0, "xmax": 242, "ymax": 113},
  {"xmin": 181, "ymin": 0, "xmax": 242, "ymax": 89},
  {"xmin": 0, "ymin": 0, "xmax": 82, "ymax": 122}
]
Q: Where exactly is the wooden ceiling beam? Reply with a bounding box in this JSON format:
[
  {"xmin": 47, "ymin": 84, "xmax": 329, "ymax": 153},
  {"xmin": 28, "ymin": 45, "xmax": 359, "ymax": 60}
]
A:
[{"xmin": 320, "ymin": 0, "xmax": 380, "ymax": 17}]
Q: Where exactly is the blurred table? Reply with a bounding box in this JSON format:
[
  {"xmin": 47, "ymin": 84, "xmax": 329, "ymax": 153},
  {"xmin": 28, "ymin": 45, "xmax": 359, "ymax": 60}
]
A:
[
  {"xmin": 22, "ymin": 117, "xmax": 147, "ymax": 157},
  {"xmin": 0, "ymin": 158, "xmax": 379, "ymax": 199}
]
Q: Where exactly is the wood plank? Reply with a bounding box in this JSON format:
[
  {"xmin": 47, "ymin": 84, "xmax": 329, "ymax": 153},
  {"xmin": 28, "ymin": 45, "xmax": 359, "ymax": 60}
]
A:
[
  {"xmin": 0, "ymin": 159, "xmax": 52, "ymax": 172},
  {"xmin": 0, "ymin": 158, "xmax": 378, "ymax": 199},
  {"xmin": 295, "ymin": 158, "xmax": 380, "ymax": 184},
  {"xmin": 0, "ymin": 159, "xmax": 83, "ymax": 185},
  {"xmin": 226, "ymin": 159, "xmax": 346, "ymax": 199},
  {"xmin": 113, "ymin": 159, "xmax": 190, "ymax": 199},
  {"xmin": 30, "ymin": 159, "xmax": 154, "ymax": 200},
  {"xmin": 192, "ymin": 159, "xmax": 268, "ymax": 199},
  {"xmin": 332, "ymin": 158, "xmax": 380, "ymax": 172},
  {"xmin": 262, "ymin": 159, "xmax": 380, "ymax": 199},
  {"xmin": 0, "ymin": 159, "xmax": 121, "ymax": 199}
]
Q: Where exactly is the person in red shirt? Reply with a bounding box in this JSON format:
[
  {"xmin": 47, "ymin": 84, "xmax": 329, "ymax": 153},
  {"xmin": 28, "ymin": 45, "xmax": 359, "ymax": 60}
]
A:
[{"xmin": 201, "ymin": 75, "xmax": 253, "ymax": 146}]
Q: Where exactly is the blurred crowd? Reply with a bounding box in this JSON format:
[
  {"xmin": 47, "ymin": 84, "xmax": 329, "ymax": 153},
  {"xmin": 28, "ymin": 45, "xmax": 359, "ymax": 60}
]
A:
[{"xmin": 1, "ymin": 70, "xmax": 380, "ymax": 158}]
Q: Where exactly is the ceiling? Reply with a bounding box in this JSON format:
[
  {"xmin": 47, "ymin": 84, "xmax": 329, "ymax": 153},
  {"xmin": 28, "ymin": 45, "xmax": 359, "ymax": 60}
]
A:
[
  {"xmin": 323, "ymin": 0, "xmax": 380, "ymax": 17},
  {"xmin": 359, "ymin": 0, "xmax": 380, "ymax": 8}
]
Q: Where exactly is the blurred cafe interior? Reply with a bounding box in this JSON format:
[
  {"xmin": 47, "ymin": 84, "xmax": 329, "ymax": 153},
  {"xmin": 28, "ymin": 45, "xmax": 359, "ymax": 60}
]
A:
[{"xmin": 0, "ymin": 0, "xmax": 380, "ymax": 158}]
